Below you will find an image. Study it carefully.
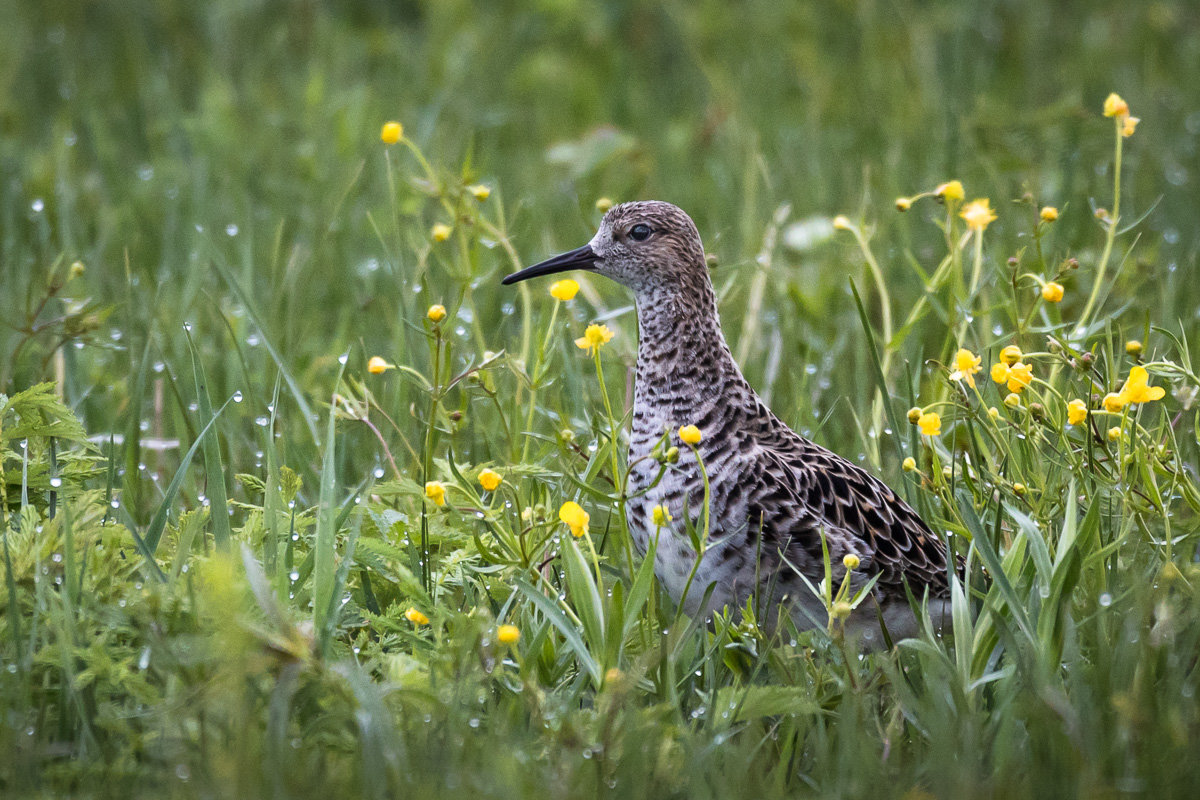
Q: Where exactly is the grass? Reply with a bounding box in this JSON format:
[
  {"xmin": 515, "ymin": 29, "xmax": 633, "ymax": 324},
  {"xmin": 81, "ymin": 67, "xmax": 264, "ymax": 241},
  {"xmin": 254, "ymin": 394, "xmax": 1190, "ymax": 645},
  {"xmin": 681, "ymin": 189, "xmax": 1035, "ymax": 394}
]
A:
[{"xmin": 2, "ymin": 1, "xmax": 1200, "ymax": 797}]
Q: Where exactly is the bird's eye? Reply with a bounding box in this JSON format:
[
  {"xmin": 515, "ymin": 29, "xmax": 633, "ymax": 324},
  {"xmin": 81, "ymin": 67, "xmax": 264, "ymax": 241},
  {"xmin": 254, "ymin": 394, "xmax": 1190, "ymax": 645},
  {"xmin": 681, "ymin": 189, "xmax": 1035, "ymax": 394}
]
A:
[{"xmin": 629, "ymin": 223, "xmax": 652, "ymax": 242}]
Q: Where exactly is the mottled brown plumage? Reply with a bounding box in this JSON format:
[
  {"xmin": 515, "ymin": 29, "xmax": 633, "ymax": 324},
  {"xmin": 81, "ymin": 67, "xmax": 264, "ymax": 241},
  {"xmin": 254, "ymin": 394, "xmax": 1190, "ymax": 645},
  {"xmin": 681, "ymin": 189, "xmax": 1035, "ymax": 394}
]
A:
[{"xmin": 504, "ymin": 201, "xmax": 951, "ymax": 642}]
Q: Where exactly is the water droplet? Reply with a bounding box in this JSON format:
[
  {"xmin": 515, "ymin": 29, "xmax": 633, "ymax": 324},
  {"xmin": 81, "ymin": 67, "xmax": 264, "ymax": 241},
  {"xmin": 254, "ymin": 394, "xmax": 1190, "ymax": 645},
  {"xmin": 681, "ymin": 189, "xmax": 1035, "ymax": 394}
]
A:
[
  {"xmin": 153, "ymin": 361, "xmax": 165, "ymax": 373},
  {"xmin": 31, "ymin": 198, "xmax": 44, "ymax": 213},
  {"xmin": 49, "ymin": 477, "xmax": 62, "ymax": 488},
  {"xmin": 51, "ymin": 552, "xmax": 63, "ymax": 563},
  {"xmin": 182, "ymin": 322, "xmax": 192, "ymax": 332},
  {"xmin": 338, "ymin": 352, "xmax": 349, "ymax": 365},
  {"xmin": 373, "ymin": 467, "xmax": 385, "ymax": 478},
  {"xmin": 232, "ymin": 391, "xmax": 243, "ymax": 402},
  {"xmin": 225, "ymin": 223, "xmax": 239, "ymax": 237},
  {"xmin": 1099, "ymin": 592, "xmax": 1113, "ymax": 607},
  {"xmin": 255, "ymin": 416, "xmax": 269, "ymax": 427},
  {"xmin": 246, "ymin": 334, "xmax": 260, "ymax": 347},
  {"xmin": 289, "ymin": 570, "xmax": 300, "ymax": 581}
]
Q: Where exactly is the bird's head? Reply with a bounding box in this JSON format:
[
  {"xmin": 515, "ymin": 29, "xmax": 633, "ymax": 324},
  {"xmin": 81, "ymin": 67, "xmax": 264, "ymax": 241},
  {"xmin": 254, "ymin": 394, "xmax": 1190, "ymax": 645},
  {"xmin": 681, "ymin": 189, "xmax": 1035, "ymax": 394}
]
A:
[{"xmin": 502, "ymin": 201, "xmax": 708, "ymax": 297}]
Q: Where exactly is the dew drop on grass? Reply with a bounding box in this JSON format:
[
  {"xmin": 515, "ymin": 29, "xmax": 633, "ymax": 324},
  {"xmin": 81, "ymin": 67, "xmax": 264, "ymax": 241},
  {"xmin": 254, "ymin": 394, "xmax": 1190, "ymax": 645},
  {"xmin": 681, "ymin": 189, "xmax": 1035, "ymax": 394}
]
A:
[
  {"xmin": 338, "ymin": 352, "xmax": 349, "ymax": 365},
  {"xmin": 247, "ymin": 334, "xmax": 260, "ymax": 346},
  {"xmin": 153, "ymin": 361, "xmax": 165, "ymax": 373},
  {"xmin": 31, "ymin": 198, "xmax": 44, "ymax": 213},
  {"xmin": 51, "ymin": 552, "xmax": 62, "ymax": 563},
  {"xmin": 289, "ymin": 571, "xmax": 300, "ymax": 581},
  {"xmin": 373, "ymin": 467, "xmax": 385, "ymax": 478},
  {"xmin": 291, "ymin": 533, "xmax": 299, "ymax": 541},
  {"xmin": 49, "ymin": 477, "xmax": 62, "ymax": 488},
  {"xmin": 225, "ymin": 223, "xmax": 238, "ymax": 237},
  {"xmin": 139, "ymin": 647, "xmax": 151, "ymax": 670},
  {"xmin": 255, "ymin": 416, "xmax": 269, "ymax": 427},
  {"xmin": 1099, "ymin": 592, "xmax": 1113, "ymax": 607},
  {"xmin": 501, "ymin": 302, "xmax": 515, "ymax": 316},
  {"xmin": 183, "ymin": 322, "xmax": 192, "ymax": 332}
]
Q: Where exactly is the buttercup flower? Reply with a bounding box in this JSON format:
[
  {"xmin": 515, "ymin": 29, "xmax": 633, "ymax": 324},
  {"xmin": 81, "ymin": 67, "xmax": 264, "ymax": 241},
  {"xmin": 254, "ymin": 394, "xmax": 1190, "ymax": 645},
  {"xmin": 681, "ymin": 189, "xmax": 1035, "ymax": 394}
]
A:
[
  {"xmin": 1121, "ymin": 116, "xmax": 1139, "ymax": 138},
  {"xmin": 1042, "ymin": 282, "xmax": 1065, "ymax": 303},
  {"xmin": 478, "ymin": 468, "xmax": 502, "ymax": 492},
  {"xmin": 368, "ymin": 356, "xmax": 392, "ymax": 375},
  {"xmin": 1040, "ymin": 207, "xmax": 1059, "ymax": 222},
  {"xmin": 496, "ymin": 624, "xmax": 520, "ymax": 645},
  {"xmin": 1004, "ymin": 393, "xmax": 1021, "ymax": 409},
  {"xmin": 550, "ymin": 279, "xmax": 580, "ymax": 301},
  {"xmin": 1067, "ymin": 399, "xmax": 1089, "ymax": 426},
  {"xmin": 936, "ymin": 181, "xmax": 964, "ymax": 202},
  {"xmin": 678, "ymin": 424, "xmax": 703, "ymax": 445},
  {"xmin": 949, "ymin": 348, "xmax": 982, "ymax": 388},
  {"xmin": 1107, "ymin": 426, "xmax": 1123, "ymax": 441},
  {"xmin": 405, "ymin": 607, "xmax": 429, "ymax": 626},
  {"xmin": 468, "ymin": 184, "xmax": 491, "ymax": 201},
  {"xmin": 917, "ymin": 411, "xmax": 941, "ymax": 436},
  {"xmin": 1103, "ymin": 392, "xmax": 1125, "ymax": 413},
  {"xmin": 988, "ymin": 406, "xmax": 1000, "ymax": 420},
  {"xmin": 1006, "ymin": 362, "xmax": 1033, "ymax": 393},
  {"xmin": 651, "ymin": 504, "xmax": 673, "ymax": 527},
  {"xmin": 424, "ymin": 481, "xmax": 446, "ymax": 507},
  {"xmin": 380, "ymin": 121, "xmax": 403, "ymax": 145},
  {"xmin": 1117, "ymin": 365, "xmax": 1165, "ymax": 405},
  {"xmin": 431, "ymin": 223, "xmax": 452, "ymax": 242},
  {"xmin": 902, "ymin": 457, "xmax": 917, "ymax": 472},
  {"xmin": 69, "ymin": 261, "xmax": 86, "ymax": 279},
  {"xmin": 843, "ymin": 553, "xmax": 860, "ymax": 570},
  {"xmin": 1103, "ymin": 93, "xmax": 1129, "ymax": 118},
  {"xmin": 999, "ymin": 345, "xmax": 1023, "ymax": 366},
  {"xmin": 1125, "ymin": 340, "xmax": 1143, "ymax": 356},
  {"xmin": 559, "ymin": 501, "xmax": 590, "ymax": 538},
  {"xmin": 574, "ymin": 323, "xmax": 614, "ymax": 354},
  {"xmin": 895, "ymin": 197, "xmax": 912, "ymax": 212},
  {"xmin": 961, "ymin": 198, "xmax": 997, "ymax": 231},
  {"xmin": 832, "ymin": 215, "xmax": 852, "ymax": 231},
  {"xmin": 427, "ymin": 304, "xmax": 447, "ymax": 322},
  {"xmin": 907, "ymin": 406, "xmax": 923, "ymax": 424},
  {"xmin": 595, "ymin": 197, "xmax": 613, "ymax": 213}
]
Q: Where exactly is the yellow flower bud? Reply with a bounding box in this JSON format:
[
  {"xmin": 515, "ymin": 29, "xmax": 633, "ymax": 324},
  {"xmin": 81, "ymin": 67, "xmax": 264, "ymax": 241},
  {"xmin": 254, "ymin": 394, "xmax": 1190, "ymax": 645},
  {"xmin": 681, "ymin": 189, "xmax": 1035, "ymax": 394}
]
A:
[
  {"xmin": 678, "ymin": 424, "xmax": 703, "ymax": 445},
  {"xmin": 496, "ymin": 624, "xmax": 520, "ymax": 645},
  {"xmin": 832, "ymin": 215, "xmax": 852, "ymax": 231},
  {"xmin": 935, "ymin": 180, "xmax": 964, "ymax": 202},
  {"xmin": 478, "ymin": 468, "xmax": 502, "ymax": 492},
  {"xmin": 907, "ymin": 407, "xmax": 923, "ymax": 424},
  {"xmin": 424, "ymin": 481, "xmax": 446, "ymax": 507},
  {"xmin": 1103, "ymin": 93, "xmax": 1129, "ymax": 118},
  {"xmin": 842, "ymin": 553, "xmax": 860, "ymax": 570},
  {"xmin": 431, "ymin": 223, "xmax": 452, "ymax": 242},
  {"xmin": 550, "ymin": 279, "xmax": 580, "ymax": 301},
  {"xmin": 427, "ymin": 304, "xmax": 447, "ymax": 322},
  {"xmin": 1040, "ymin": 206, "xmax": 1059, "ymax": 222},
  {"xmin": 987, "ymin": 406, "xmax": 1000, "ymax": 420},
  {"xmin": 559, "ymin": 501, "xmax": 590, "ymax": 538},
  {"xmin": 1013, "ymin": 482, "xmax": 1027, "ymax": 495},
  {"xmin": 1004, "ymin": 393, "xmax": 1021, "ymax": 409},
  {"xmin": 999, "ymin": 345, "xmax": 1023, "ymax": 366},
  {"xmin": 651, "ymin": 504, "xmax": 673, "ymax": 527},
  {"xmin": 902, "ymin": 456, "xmax": 917, "ymax": 472},
  {"xmin": 895, "ymin": 197, "xmax": 912, "ymax": 212},
  {"xmin": 468, "ymin": 184, "xmax": 491, "ymax": 201},
  {"xmin": 69, "ymin": 260, "xmax": 86, "ymax": 279},
  {"xmin": 1067, "ymin": 399, "xmax": 1088, "ymax": 426},
  {"xmin": 380, "ymin": 121, "xmax": 403, "ymax": 145},
  {"xmin": 1125, "ymin": 340, "xmax": 1142, "ymax": 356},
  {"xmin": 1107, "ymin": 426, "xmax": 1123, "ymax": 441},
  {"xmin": 367, "ymin": 356, "xmax": 391, "ymax": 375},
  {"xmin": 405, "ymin": 607, "xmax": 429, "ymax": 625},
  {"xmin": 1041, "ymin": 282, "xmax": 1065, "ymax": 303},
  {"xmin": 596, "ymin": 197, "xmax": 613, "ymax": 213}
]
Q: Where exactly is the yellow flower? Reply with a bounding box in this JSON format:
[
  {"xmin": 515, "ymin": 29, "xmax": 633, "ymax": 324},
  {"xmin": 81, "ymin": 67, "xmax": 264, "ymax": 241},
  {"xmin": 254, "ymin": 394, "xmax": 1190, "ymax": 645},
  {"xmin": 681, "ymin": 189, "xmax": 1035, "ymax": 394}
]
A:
[
  {"xmin": 1117, "ymin": 365, "xmax": 1165, "ymax": 405},
  {"xmin": 895, "ymin": 197, "xmax": 912, "ymax": 212},
  {"xmin": 1107, "ymin": 426, "xmax": 1123, "ymax": 441},
  {"xmin": 907, "ymin": 406, "xmax": 923, "ymax": 424},
  {"xmin": 902, "ymin": 457, "xmax": 917, "ymax": 472},
  {"xmin": 431, "ymin": 223, "xmax": 452, "ymax": 242},
  {"xmin": 917, "ymin": 411, "xmax": 941, "ymax": 436},
  {"xmin": 678, "ymin": 424, "xmax": 703, "ymax": 445},
  {"xmin": 367, "ymin": 356, "xmax": 392, "ymax": 375},
  {"xmin": 427, "ymin": 303, "xmax": 447, "ymax": 322},
  {"xmin": 832, "ymin": 215, "xmax": 852, "ymax": 231},
  {"xmin": 1067, "ymin": 399, "xmax": 1089, "ymax": 426},
  {"xmin": 405, "ymin": 607, "xmax": 429, "ymax": 626},
  {"xmin": 574, "ymin": 323, "xmax": 614, "ymax": 354},
  {"xmin": 999, "ymin": 345, "xmax": 1023, "ymax": 366},
  {"xmin": 496, "ymin": 624, "xmax": 520, "ymax": 645},
  {"xmin": 1125, "ymin": 340, "xmax": 1143, "ymax": 356},
  {"xmin": 1040, "ymin": 206, "xmax": 1059, "ymax": 222},
  {"xmin": 990, "ymin": 362, "xmax": 1010, "ymax": 384},
  {"xmin": 1004, "ymin": 393, "xmax": 1021, "ymax": 409},
  {"xmin": 1102, "ymin": 392, "xmax": 1125, "ymax": 413},
  {"xmin": 936, "ymin": 181, "xmax": 965, "ymax": 202},
  {"xmin": 1013, "ymin": 483, "xmax": 1027, "ymax": 495},
  {"xmin": 69, "ymin": 260, "xmax": 86, "ymax": 279},
  {"xmin": 478, "ymin": 468, "xmax": 502, "ymax": 492},
  {"xmin": 1103, "ymin": 93, "xmax": 1129, "ymax": 118},
  {"xmin": 1041, "ymin": 282, "xmax": 1065, "ymax": 303},
  {"xmin": 960, "ymin": 198, "xmax": 997, "ymax": 231},
  {"xmin": 651, "ymin": 504, "xmax": 673, "ymax": 527},
  {"xmin": 595, "ymin": 197, "xmax": 613, "ymax": 213},
  {"xmin": 559, "ymin": 501, "xmax": 589, "ymax": 538},
  {"xmin": 1006, "ymin": 362, "xmax": 1033, "ymax": 393},
  {"xmin": 468, "ymin": 184, "xmax": 491, "ymax": 201},
  {"xmin": 424, "ymin": 481, "xmax": 446, "ymax": 507},
  {"xmin": 843, "ymin": 553, "xmax": 860, "ymax": 570},
  {"xmin": 380, "ymin": 121, "xmax": 403, "ymax": 145},
  {"xmin": 1121, "ymin": 116, "xmax": 1139, "ymax": 138},
  {"xmin": 949, "ymin": 348, "xmax": 982, "ymax": 388},
  {"xmin": 550, "ymin": 279, "xmax": 580, "ymax": 301},
  {"xmin": 987, "ymin": 406, "xmax": 1000, "ymax": 420}
]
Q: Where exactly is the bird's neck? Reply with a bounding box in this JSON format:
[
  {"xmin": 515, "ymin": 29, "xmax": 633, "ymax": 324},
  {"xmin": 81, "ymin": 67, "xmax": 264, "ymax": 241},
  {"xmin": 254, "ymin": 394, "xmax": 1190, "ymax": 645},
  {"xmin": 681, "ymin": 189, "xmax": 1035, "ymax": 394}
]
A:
[{"xmin": 630, "ymin": 282, "xmax": 757, "ymax": 441}]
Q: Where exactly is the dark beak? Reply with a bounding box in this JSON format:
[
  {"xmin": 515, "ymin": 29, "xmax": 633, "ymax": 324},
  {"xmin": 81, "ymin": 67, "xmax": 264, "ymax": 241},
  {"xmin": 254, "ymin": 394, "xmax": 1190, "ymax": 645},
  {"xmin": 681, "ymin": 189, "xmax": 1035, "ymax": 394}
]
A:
[{"xmin": 502, "ymin": 244, "xmax": 598, "ymax": 285}]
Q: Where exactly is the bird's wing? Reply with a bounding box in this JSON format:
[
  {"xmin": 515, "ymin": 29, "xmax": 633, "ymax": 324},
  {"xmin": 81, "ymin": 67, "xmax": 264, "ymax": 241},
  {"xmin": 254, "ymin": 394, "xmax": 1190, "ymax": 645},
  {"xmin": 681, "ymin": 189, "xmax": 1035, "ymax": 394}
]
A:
[{"xmin": 751, "ymin": 424, "xmax": 951, "ymax": 597}]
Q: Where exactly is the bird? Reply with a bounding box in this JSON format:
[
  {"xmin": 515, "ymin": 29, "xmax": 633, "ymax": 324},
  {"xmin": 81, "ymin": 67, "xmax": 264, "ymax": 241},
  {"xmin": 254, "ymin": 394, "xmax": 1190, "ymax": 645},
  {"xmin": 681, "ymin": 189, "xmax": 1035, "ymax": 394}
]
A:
[{"xmin": 503, "ymin": 201, "xmax": 951, "ymax": 643}]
